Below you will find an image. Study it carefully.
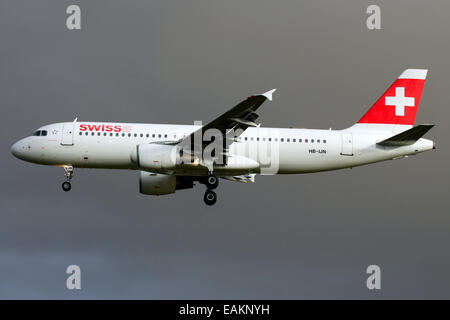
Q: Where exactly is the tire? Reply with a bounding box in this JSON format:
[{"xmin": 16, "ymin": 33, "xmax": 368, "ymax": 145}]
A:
[
  {"xmin": 205, "ymin": 174, "xmax": 219, "ymax": 190},
  {"xmin": 203, "ymin": 190, "xmax": 217, "ymax": 206},
  {"xmin": 62, "ymin": 181, "xmax": 71, "ymax": 192}
]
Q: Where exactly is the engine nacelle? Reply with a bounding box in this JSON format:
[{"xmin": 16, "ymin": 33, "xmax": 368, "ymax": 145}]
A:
[
  {"xmin": 224, "ymin": 155, "xmax": 259, "ymax": 170},
  {"xmin": 139, "ymin": 171, "xmax": 193, "ymax": 195},
  {"xmin": 131, "ymin": 144, "xmax": 177, "ymax": 171}
]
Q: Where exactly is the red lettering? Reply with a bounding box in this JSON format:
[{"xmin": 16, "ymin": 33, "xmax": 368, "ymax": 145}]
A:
[
  {"xmin": 81, "ymin": 124, "xmax": 122, "ymax": 132},
  {"xmin": 88, "ymin": 125, "xmax": 102, "ymax": 131}
]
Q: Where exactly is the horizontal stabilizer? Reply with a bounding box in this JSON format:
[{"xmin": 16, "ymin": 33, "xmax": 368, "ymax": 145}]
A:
[{"xmin": 377, "ymin": 124, "xmax": 434, "ymax": 146}]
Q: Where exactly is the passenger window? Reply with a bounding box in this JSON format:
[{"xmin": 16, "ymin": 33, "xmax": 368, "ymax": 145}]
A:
[
  {"xmin": 269, "ymin": 138, "xmax": 272, "ymax": 142},
  {"xmin": 152, "ymin": 134, "xmax": 155, "ymax": 138},
  {"xmin": 97, "ymin": 132, "xmax": 101, "ymax": 136},
  {"xmin": 257, "ymin": 137, "xmax": 259, "ymax": 141},
  {"xmin": 128, "ymin": 133, "xmax": 131, "ymax": 137},
  {"xmin": 146, "ymin": 134, "xmax": 149, "ymax": 138},
  {"xmin": 116, "ymin": 133, "xmax": 119, "ymax": 136},
  {"xmin": 299, "ymin": 139, "xmax": 302, "ymax": 142},
  {"xmin": 323, "ymin": 139, "xmax": 327, "ymax": 143},
  {"xmin": 311, "ymin": 139, "xmax": 314, "ymax": 143},
  {"xmin": 140, "ymin": 134, "xmax": 143, "ymax": 137},
  {"xmin": 164, "ymin": 134, "xmax": 167, "ymax": 138},
  {"xmin": 293, "ymin": 138, "xmax": 296, "ymax": 142},
  {"xmin": 158, "ymin": 134, "xmax": 161, "ymax": 138},
  {"xmin": 281, "ymin": 138, "xmax": 284, "ymax": 142},
  {"xmin": 79, "ymin": 132, "xmax": 82, "ymax": 136},
  {"xmin": 263, "ymin": 138, "xmax": 266, "ymax": 141},
  {"xmin": 317, "ymin": 139, "xmax": 320, "ymax": 143},
  {"xmin": 134, "ymin": 133, "xmax": 137, "ymax": 137},
  {"xmin": 245, "ymin": 137, "xmax": 248, "ymax": 141},
  {"xmin": 287, "ymin": 138, "xmax": 290, "ymax": 142},
  {"xmin": 85, "ymin": 132, "xmax": 88, "ymax": 136},
  {"xmin": 110, "ymin": 133, "xmax": 113, "ymax": 136},
  {"xmin": 305, "ymin": 139, "xmax": 308, "ymax": 143},
  {"xmin": 250, "ymin": 137, "xmax": 254, "ymax": 141},
  {"xmin": 91, "ymin": 132, "xmax": 95, "ymax": 136},
  {"xmin": 103, "ymin": 133, "xmax": 107, "ymax": 136}
]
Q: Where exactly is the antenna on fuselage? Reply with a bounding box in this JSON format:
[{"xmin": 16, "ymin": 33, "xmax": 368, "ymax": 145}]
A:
[{"xmin": 73, "ymin": 117, "xmax": 78, "ymax": 122}]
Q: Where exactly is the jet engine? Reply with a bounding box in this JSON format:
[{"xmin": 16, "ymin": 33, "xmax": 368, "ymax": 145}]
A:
[
  {"xmin": 131, "ymin": 144, "xmax": 177, "ymax": 171},
  {"xmin": 139, "ymin": 171, "xmax": 194, "ymax": 195}
]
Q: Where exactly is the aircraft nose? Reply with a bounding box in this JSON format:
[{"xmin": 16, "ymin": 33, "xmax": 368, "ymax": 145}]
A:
[
  {"xmin": 11, "ymin": 140, "xmax": 27, "ymax": 160},
  {"xmin": 11, "ymin": 141, "xmax": 21, "ymax": 158}
]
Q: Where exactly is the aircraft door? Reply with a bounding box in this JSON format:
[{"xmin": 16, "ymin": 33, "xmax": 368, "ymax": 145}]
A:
[
  {"xmin": 341, "ymin": 133, "xmax": 353, "ymax": 156},
  {"xmin": 61, "ymin": 123, "xmax": 75, "ymax": 146}
]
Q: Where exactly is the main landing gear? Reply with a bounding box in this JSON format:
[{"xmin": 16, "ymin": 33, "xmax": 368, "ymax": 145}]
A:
[
  {"xmin": 62, "ymin": 165, "xmax": 73, "ymax": 192},
  {"xmin": 205, "ymin": 174, "xmax": 218, "ymax": 190},
  {"xmin": 204, "ymin": 190, "xmax": 217, "ymax": 206},
  {"xmin": 202, "ymin": 174, "xmax": 219, "ymax": 206}
]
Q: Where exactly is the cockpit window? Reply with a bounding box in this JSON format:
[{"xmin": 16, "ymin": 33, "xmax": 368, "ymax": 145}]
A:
[{"xmin": 31, "ymin": 130, "xmax": 47, "ymax": 137}]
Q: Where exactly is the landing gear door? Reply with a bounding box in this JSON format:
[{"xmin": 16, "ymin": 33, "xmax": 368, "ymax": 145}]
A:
[
  {"xmin": 341, "ymin": 133, "xmax": 353, "ymax": 156},
  {"xmin": 61, "ymin": 123, "xmax": 74, "ymax": 146}
]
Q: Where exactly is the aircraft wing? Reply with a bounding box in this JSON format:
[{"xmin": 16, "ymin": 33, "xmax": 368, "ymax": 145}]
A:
[{"xmin": 177, "ymin": 88, "xmax": 276, "ymax": 154}]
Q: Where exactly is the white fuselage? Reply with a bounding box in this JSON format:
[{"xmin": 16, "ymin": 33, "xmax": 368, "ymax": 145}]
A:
[{"xmin": 11, "ymin": 122, "xmax": 435, "ymax": 176}]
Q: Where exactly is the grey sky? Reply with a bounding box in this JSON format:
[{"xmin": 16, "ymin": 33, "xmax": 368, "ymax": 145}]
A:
[{"xmin": 1, "ymin": 0, "xmax": 449, "ymax": 298}]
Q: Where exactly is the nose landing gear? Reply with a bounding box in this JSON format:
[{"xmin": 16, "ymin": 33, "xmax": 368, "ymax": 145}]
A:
[
  {"xmin": 62, "ymin": 165, "xmax": 74, "ymax": 192},
  {"xmin": 62, "ymin": 181, "xmax": 71, "ymax": 192}
]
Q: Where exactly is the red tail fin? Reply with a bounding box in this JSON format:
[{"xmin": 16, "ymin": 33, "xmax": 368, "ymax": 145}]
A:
[{"xmin": 357, "ymin": 69, "xmax": 427, "ymax": 125}]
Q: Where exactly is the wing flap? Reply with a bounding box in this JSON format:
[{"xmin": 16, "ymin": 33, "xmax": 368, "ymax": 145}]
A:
[
  {"xmin": 221, "ymin": 174, "xmax": 255, "ymax": 183},
  {"xmin": 229, "ymin": 117, "xmax": 258, "ymax": 127}
]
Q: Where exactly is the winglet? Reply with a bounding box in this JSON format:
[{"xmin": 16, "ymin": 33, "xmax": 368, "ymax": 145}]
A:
[{"xmin": 261, "ymin": 89, "xmax": 276, "ymax": 101}]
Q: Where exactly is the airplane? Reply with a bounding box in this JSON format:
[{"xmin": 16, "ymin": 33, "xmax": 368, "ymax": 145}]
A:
[{"xmin": 11, "ymin": 69, "xmax": 435, "ymax": 205}]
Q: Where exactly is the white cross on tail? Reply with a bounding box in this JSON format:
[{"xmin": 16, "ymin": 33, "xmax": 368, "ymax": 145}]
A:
[{"xmin": 385, "ymin": 87, "xmax": 415, "ymax": 116}]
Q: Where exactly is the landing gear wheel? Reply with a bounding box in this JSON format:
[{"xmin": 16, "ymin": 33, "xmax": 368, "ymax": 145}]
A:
[
  {"xmin": 62, "ymin": 181, "xmax": 71, "ymax": 192},
  {"xmin": 205, "ymin": 174, "xmax": 219, "ymax": 190},
  {"xmin": 204, "ymin": 190, "xmax": 217, "ymax": 206},
  {"xmin": 62, "ymin": 166, "xmax": 74, "ymax": 192}
]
